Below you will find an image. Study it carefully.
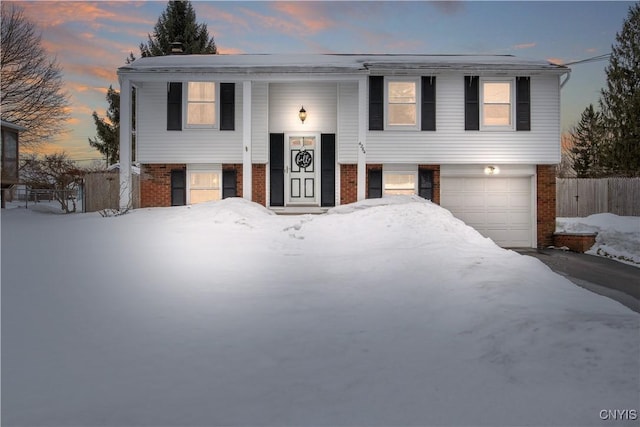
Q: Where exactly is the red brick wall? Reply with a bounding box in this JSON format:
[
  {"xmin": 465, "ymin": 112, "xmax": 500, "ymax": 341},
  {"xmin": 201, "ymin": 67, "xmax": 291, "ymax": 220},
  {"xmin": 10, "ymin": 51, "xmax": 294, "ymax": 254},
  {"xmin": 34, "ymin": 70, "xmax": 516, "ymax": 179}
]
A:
[
  {"xmin": 537, "ymin": 165, "xmax": 556, "ymax": 248},
  {"xmin": 340, "ymin": 164, "xmax": 357, "ymax": 205},
  {"xmin": 141, "ymin": 163, "xmax": 244, "ymax": 208},
  {"xmin": 252, "ymin": 164, "xmax": 266, "ymax": 206},
  {"xmin": 222, "ymin": 164, "xmax": 243, "ymax": 198},
  {"xmin": 140, "ymin": 164, "xmax": 186, "ymax": 207},
  {"xmin": 554, "ymin": 233, "xmax": 597, "ymax": 253},
  {"xmin": 418, "ymin": 164, "xmax": 441, "ymax": 205}
]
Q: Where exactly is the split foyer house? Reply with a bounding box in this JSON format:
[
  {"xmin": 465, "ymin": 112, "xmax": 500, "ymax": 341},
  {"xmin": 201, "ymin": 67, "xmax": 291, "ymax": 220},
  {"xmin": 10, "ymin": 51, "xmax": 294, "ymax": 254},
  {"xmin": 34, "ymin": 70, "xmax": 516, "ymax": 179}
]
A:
[{"xmin": 117, "ymin": 54, "xmax": 570, "ymax": 248}]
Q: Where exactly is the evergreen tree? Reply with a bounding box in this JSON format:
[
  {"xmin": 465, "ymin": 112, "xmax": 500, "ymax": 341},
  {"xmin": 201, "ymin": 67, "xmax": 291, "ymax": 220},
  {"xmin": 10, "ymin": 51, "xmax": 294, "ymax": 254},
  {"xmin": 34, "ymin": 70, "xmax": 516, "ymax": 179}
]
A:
[
  {"xmin": 570, "ymin": 105, "xmax": 605, "ymax": 177},
  {"xmin": 92, "ymin": 1, "xmax": 216, "ymax": 162},
  {"xmin": 139, "ymin": 0, "xmax": 217, "ymax": 57},
  {"xmin": 599, "ymin": 3, "xmax": 640, "ymax": 176},
  {"xmin": 88, "ymin": 86, "xmax": 119, "ymax": 166}
]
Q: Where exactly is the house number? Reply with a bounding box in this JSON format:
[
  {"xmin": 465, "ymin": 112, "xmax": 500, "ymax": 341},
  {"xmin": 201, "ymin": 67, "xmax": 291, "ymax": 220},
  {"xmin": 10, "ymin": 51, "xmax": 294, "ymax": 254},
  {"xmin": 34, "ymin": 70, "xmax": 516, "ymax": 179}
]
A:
[{"xmin": 295, "ymin": 151, "xmax": 313, "ymax": 168}]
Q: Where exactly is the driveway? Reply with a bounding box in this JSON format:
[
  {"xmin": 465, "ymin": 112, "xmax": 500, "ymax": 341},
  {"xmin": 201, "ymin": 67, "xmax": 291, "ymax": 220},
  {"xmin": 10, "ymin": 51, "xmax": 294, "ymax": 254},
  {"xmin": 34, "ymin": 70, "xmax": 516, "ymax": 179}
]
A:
[{"xmin": 516, "ymin": 248, "xmax": 640, "ymax": 313}]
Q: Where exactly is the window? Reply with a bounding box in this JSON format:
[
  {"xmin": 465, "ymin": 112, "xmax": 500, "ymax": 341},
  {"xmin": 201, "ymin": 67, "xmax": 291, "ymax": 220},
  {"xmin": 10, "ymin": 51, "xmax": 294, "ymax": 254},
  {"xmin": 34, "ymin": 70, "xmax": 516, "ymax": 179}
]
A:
[
  {"xmin": 481, "ymin": 80, "xmax": 513, "ymax": 128},
  {"xmin": 1, "ymin": 129, "xmax": 18, "ymax": 182},
  {"xmin": 188, "ymin": 169, "xmax": 221, "ymax": 204},
  {"xmin": 187, "ymin": 82, "xmax": 216, "ymax": 127},
  {"xmin": 388, "ymin": 80, "xmax": 417, "ymax": 127},
  {"xmin": 384, "ymin": 172, "xmax": 417, "ymax": 196}
]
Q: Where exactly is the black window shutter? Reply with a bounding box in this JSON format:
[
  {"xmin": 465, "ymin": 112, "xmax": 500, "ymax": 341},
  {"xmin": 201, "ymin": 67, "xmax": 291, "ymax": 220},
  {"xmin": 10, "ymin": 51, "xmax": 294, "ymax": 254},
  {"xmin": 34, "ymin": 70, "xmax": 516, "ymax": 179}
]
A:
[
  {"xmin": 167, "ymin": 82, "xmax": 182, "ymax": 131},
  {"xmin": 222, "ymin": 169, "xmax": 237, "ymax": 198},
  {"xmin": 418, "ymin": 169, "xmax": 434, "ymax": 200},
  {"xmin": 421, "ymin": 76, "xmax": 436, "ymax": 131},
  {"xmin": 368, "ymin": 169, "xmax": 382, "ymax": 199},
  {"xmin": 464, "ymin": 76, "xmax": 479, "ymax": 131},
  {"xmin": 369, "ymin": 76, "xmax": 384, "ymax": 131},
  {"xmin": 220, "ymin": 83, "xmax": 235, "ymax": 131},
  {"xmin": 171, "ymin": 169, "xmax": 186, "ymax": 206},
  {"xmin": 320, "ymin": 134, "xmax": 336, "ymax": 207},
  {"xmin": 516, "ymin": 77, "xmax": 531, "ymax": 131},
  {"xmin": 269, "ymin": 133, "xmax": 285, "ymax": 207}
]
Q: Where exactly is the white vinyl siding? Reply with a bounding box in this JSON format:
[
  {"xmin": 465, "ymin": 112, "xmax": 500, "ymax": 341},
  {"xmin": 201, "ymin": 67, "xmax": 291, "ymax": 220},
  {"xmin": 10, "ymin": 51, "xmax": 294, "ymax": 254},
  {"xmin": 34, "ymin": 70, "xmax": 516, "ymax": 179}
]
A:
[
  {"xmin": 366, "ymin": 74, "xmax": 561, "ymax": 164},
  {"xmin": 269, "ymin": 82, "xmax": 337, "ymax": 133},
  {"xmin": 337, "ymin": 82, "xmax": 358, "ymax": 163},
  {"xmin": 251, "ymin": 82, "xmax": 269, "ymax": 163},
  {"xmin": 136, "ymin": 82, "xmax": 243, "ymax": 164}
]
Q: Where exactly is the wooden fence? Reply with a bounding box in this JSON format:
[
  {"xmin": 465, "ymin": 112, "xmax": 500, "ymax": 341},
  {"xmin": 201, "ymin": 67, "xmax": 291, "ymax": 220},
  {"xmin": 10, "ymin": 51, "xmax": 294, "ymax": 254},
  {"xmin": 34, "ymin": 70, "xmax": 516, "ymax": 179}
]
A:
[
  {"xmin": 83, "ymin": 171, "xmax": 139, "ymax": 212},
  {"xmin": 556, "ymin": 178, "xmax": 640, "ymax": 217}
]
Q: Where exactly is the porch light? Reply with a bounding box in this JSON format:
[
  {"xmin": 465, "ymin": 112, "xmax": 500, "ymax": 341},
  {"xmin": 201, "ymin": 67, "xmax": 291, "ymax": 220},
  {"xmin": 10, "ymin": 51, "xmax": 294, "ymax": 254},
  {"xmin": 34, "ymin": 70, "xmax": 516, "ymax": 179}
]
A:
[
  {"xmin": 484, "ymin": 165, "xmax": 500, "ymax": 175},
  {"xmin": 299, "ymin": 106, "xmax": 307, "ymax": 124}
]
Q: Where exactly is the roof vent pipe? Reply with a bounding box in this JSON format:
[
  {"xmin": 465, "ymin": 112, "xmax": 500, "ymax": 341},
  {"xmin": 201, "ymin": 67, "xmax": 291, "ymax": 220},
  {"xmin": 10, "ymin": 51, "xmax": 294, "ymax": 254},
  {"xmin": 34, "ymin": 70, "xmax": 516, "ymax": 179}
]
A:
[{"xmin": 170, "ymin": 41, "xmax": 184, "ymax": 55}]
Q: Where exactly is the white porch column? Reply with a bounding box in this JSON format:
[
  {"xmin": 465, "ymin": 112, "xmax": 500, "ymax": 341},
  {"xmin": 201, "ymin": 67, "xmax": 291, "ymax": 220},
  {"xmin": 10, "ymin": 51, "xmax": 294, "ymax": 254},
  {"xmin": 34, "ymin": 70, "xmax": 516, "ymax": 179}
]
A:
[
  {"xmin": 119, "ymin": 77, "xmax": 132, "ymax": 210},
  {"xmin": 357, "ymin": 77, "xmax": 367, "ymax": 201},
  {"xmin": 242, "ymin": 80, "xmax": 252, "ymax": 201}
]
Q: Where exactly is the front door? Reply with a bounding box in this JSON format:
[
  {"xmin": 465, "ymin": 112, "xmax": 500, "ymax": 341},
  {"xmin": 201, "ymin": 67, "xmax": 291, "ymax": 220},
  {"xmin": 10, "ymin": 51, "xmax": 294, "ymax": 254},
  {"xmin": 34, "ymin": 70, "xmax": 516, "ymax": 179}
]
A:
[{"xmin": 287, "ymin": 135, "xmax": 318, "ymax": 205}]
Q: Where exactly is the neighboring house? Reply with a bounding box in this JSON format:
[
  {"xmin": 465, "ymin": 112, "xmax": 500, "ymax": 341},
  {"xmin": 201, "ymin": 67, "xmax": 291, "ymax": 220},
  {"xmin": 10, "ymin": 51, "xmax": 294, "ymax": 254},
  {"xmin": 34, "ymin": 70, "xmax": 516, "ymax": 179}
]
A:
[
  {"xmin": 117, "ymin": 54, "xmax": 570, "ymax": 248},
  {"xmin": 1, "ymin": 120, "xmax": 24, "ymax": 208}
]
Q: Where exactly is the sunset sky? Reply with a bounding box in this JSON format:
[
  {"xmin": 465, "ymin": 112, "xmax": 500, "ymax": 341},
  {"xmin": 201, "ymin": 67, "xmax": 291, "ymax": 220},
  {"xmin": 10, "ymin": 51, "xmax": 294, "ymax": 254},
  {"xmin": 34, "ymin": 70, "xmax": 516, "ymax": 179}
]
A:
[{"xmin": 8, "ymin": 0, "xmax": 635, "ymax": 164}]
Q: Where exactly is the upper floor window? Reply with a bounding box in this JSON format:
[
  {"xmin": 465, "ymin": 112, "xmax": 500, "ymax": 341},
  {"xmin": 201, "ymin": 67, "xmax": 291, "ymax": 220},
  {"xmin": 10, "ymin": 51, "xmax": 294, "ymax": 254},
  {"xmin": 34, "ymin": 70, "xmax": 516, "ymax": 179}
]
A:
[
  {"xmin": 387, "ymin": 80, "xmax": 418, "ymax": 127},
  {"xmin": 187, "ymin": 82, "xmax": 216, "ymax": 127},
  {"xmin": 481, "ymin": 80, "xmax": 513, "ymax": 128}
]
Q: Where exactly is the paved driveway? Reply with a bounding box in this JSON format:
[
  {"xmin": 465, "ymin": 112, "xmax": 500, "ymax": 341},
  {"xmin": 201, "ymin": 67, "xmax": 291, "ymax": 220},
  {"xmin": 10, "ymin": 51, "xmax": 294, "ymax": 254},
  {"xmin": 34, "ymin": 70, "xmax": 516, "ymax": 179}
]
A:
[{"xmin": 516, "ymin": 248, "xmax": 640, "ymax": 313}]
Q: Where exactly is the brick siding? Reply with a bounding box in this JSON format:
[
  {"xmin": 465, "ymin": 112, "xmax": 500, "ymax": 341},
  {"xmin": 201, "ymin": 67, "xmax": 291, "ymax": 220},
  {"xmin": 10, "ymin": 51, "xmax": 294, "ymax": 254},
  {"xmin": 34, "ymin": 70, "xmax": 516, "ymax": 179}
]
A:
[
  {"xmin": 140, "ymin": 164, "xmax": 186, "ymax": 207},
  {"xmin": 340, "ymin": 164, "xmax": 357, "ymax": 205},
  {"xmin": 536, "ymin": 165, "xmax": 556, "ymax": 248},
  {"xmin": 252, "ymin": 164, "xmax": 266, "ymax": 206}
]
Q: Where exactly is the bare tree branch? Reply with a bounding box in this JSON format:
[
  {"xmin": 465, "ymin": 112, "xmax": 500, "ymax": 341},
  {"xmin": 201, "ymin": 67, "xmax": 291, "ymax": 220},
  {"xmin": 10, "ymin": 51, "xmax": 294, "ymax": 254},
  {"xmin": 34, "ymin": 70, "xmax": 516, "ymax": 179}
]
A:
[{"xmin": 1, "ymin": 3, "xmax": 70, "ymax": 150}]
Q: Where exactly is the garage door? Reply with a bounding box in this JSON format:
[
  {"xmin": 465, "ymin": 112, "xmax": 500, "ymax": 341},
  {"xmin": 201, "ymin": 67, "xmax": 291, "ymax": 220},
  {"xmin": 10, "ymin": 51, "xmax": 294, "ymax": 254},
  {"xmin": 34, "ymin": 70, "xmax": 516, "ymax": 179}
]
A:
[{"xmin": 440, "ymin": 177, "xmax": 533, "ymax": 247}]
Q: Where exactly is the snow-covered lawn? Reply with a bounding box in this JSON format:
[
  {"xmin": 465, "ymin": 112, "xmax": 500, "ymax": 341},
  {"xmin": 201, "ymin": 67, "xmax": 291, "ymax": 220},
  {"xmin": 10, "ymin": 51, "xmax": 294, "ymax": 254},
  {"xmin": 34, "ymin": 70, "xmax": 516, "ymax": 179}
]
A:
[
  {"xmin": 2, "ymin": 197, "xmax": 638, "ymax": 426},
  {"xmin": 557, "ymin": 213, "xmax": 640, "ymax": 266}
]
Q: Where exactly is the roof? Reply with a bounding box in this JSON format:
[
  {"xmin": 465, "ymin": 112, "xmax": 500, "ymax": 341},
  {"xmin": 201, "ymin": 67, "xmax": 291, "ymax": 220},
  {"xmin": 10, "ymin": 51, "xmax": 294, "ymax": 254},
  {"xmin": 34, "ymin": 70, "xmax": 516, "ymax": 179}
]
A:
[
  {"xmin": 118, "ymin": 53, "xmax": 569, "ymax": 76},
  {"xmin": 1, "ymin": 120, "xmax": 26, "ymax": 132}
]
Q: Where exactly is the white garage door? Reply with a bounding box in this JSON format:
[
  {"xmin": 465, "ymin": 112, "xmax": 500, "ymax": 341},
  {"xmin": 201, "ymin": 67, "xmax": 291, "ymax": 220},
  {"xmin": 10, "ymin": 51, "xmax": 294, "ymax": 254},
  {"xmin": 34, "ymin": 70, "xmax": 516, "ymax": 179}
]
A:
[{"xmin": 440, "ymin": 177, "xmax": 533, "ymax": 247}]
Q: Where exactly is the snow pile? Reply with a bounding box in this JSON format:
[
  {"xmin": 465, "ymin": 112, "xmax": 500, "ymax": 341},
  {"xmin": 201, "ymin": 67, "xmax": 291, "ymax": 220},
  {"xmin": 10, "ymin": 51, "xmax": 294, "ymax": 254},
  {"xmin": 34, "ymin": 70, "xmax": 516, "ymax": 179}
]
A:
[
  {"xmin": 557, "ymin": 213, "xmax": 640, "ymax": 266},
  {"xmin": 2, "ymin": 197, "xmax": 638, "ymax": 426}
]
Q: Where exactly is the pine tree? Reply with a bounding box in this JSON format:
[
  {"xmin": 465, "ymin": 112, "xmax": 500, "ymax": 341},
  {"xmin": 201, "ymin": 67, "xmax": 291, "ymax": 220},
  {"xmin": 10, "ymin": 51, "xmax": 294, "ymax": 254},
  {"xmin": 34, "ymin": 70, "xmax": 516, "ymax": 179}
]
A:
[
  {"xmin": 139, "ymin": 0, "xmax": 217, "ymax": 57},
  {"xmin": 570, "ymin": 104, "xmax": 605, "ymax": 177},
  {"xmin": 93, "ymin": 1, "xmax": 216, "ymax": 163},
  {"xmin": 599, "ymin": 3, "xmax": 640, "ymax": 176},
  {"xmin": 88, "ymin": 86, "xmax": 119, "ymax": 166}
]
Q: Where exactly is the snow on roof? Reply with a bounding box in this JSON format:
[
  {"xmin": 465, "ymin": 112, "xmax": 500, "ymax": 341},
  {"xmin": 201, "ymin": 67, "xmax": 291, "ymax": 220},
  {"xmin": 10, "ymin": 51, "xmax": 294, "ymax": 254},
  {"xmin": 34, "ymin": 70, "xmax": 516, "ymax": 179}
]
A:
[{"xmin": 118, "ymin": 53, "xmax": 569, "ymax": 75}]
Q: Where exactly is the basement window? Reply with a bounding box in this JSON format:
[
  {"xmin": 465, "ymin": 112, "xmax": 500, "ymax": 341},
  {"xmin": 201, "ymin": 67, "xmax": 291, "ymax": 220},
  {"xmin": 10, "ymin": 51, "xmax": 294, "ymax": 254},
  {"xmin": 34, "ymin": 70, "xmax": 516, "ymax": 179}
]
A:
[
  {"xmin": 383, "ymin": 171, "xmax": 417, "ymax": 196},
  {"xmin": 188, "ymin": 167, "xmax": 221, "ymax": 204}
]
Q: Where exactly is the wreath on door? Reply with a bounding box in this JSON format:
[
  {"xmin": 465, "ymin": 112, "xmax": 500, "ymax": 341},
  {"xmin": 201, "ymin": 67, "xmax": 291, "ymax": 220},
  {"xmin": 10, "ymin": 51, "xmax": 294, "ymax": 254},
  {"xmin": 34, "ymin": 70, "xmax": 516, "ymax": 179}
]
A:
[{"xmin": 295, "ymin": 150, "xmax": 313, "ymax": 169}]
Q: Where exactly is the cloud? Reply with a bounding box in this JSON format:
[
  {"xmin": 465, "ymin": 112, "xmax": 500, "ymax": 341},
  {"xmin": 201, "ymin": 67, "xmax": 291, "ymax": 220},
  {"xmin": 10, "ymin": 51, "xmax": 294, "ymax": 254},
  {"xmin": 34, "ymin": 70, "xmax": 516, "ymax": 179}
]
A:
[
  {"xmin": 514, "ymin": 42, "xmax": 537, "ymax": 50},
  {"xmin": 270, "ymin": 2, "xmax": 335, "ymax": 33},
  {"xmin": 218, "ymin": 47, "xmax": 245, "ymax": 55},
  {"xmin": 547, "ymin": 57, "xmax": 565, "ymax": 65},
  {"xmin": 430, "ymin": 1, "xmax": 465, "ymax": 15},
  {"xmin": 197, "ymin": 4, "xmax": 251, "ymax": 33},
  {"xmin": 238, "ymin": 2, "xmax": 335, "ymax": 37},
  {"xmin": 65, "ymin": 63, "xmax": 118, "ymax": 84},
  {"xmin": 18, "ymin": 1, "xmax": 154, "ymax": 29}
]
